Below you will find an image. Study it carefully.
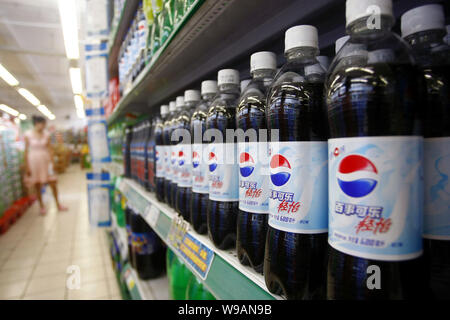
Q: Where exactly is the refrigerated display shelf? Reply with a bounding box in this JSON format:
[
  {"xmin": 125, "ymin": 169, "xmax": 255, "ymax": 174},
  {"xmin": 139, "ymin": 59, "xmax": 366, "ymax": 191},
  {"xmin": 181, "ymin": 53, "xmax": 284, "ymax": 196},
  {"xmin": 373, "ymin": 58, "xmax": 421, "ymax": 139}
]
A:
[{"xmin": 111, "ymin": 174, "xmax": 281, "ymax": 300}]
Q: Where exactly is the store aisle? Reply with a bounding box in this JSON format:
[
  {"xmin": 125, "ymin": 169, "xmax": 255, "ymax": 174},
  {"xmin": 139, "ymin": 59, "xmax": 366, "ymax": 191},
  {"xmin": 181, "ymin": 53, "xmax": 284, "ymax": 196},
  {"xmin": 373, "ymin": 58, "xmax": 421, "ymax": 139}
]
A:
[{"xmin": 0, "ymin": 166, "xmax": 121, "ymax": 300}]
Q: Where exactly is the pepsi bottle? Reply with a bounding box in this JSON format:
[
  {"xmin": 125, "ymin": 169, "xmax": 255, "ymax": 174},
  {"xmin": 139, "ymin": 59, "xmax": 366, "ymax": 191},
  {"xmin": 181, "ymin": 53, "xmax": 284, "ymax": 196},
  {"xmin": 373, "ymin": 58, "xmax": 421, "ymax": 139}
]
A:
[
  {"xmin": 163, "ymin": 101, "xmax": 177, "ymax": 205},
  {"xmin": 156, "ymin": 105, "xmax": 170, "ymax": 202},
  {"xmin": 124, "ymin": 126, "xmax": 133, "ymax": 178},
  {"xmin": 130, "ymin": 126, "xmax": 138, "ymax": 181},
  {"xmin": 145, "ymin": 119, "xmax": 156, "ymax": 192},
  {"xmin": 402, "ymin": 4, "xmax": 450, "ymax": 300},
  {"xmin": 326, "ymin": 0, "xmax": 425, "ymax": 300},
  {"xmin": 206, "ymin": 69, "xmax": 240, "ymax": 250},
  {"xmin": 236, "ymin": 51, "xmax": 276, "ymax": 273},
  {"xmin": 170, "ymin": 96, "xmax": 185, "ymax": 209},
  {"xmin": 125, "ymin": 205, "xmax": 136, "ymax": 268},
  {"xmin": 190, "ymin": 80, "xmax": 218, "ymax": 234},
  {"xmin": 175, "ymin": 90, "xmax": 200, "ymax": 220},
  {"xmin": 265, "ymin": 26, "xmax": 329, "ymax": 300},
  {"xmin": 130, "ymin": 205, "xmax": 167, "ymax": 279}
]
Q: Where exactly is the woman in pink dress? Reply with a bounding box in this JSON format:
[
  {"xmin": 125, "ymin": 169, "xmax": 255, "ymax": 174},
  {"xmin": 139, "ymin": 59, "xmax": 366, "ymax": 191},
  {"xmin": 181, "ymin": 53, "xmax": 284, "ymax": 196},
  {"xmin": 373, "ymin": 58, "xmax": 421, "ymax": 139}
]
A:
[{"xmin": 24, "ymin": 115, "xmax": 67, "ymax": 215}]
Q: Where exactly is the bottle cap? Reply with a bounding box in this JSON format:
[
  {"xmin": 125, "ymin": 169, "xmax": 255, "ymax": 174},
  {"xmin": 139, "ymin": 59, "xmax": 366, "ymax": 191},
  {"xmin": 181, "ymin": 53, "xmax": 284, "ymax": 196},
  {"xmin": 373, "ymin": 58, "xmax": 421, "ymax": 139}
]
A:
[
  {"xmin": 217, "ymin": 69, "xmax": 239, "ymax": 86},
  {"xmin": 335, "ymin": 35, "xmax": 350, "ymax": 54},
  {"xmin": 285, "ymin": 25, "xmax": 319, "ymax": 52},
  {"xmin": 250, "ymin": 51, "xmax": 277, "ymax": 72},
  {"xmin": 401, "ymin": 4, "xmax": 445, "ymax": 38},
  {"xmin": 316, "ymin": 56, "xmax": 330, "ymax": 71},
  {"xmin": 184, "ymin": 90, "xmax": 201, "ymax": 102},
  {"xmin": 201, "ymin": 80, "xmax": 218, "ymax": 95},
  {"xmin": 169, "ymin": 101, "xmax": 176, "ymax": 112},
  {"xmin": 176, "ymin": 96, "xmax": 185, "ymax": 108},
  {"xmin": 160, "ymin": 105, "xmax": 169, "ymax": 116},
  {"xmin": 240, "ymin": 79, "xmax": 251, "ymax": 92},
  {"xmin": 346, "ymin": 0, "xmax": 394, "ymax": 27}
]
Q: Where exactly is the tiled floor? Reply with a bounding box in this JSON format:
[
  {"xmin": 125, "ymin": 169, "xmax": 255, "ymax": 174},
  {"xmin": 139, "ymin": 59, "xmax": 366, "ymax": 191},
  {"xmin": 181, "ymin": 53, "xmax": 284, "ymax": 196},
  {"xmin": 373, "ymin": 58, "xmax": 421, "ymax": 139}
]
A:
[{"xmin": 0, "ymin": 165, "xmax": 121, "ymax": 300}]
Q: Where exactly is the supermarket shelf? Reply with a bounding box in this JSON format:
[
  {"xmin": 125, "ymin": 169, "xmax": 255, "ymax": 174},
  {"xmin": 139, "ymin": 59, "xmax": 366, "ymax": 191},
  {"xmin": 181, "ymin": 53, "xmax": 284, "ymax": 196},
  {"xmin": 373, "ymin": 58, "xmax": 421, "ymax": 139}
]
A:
[
  {"xmin": 116, "ymin": 177, "xmax": 281, "ymax": 300},
  {"xmin": 107, "ymin": 0, "xmax": 347, "ymax": 125},
  {"xmin": 111, "ymin": 210, "xmax": 128, "ymax": 261},
  {"xmin": 122, "ymin": 263, "xmax": 170, "ymax": 300},
  {"xmin": 108, "ymin": 0, "xmax": 141, "ymax": 77}
]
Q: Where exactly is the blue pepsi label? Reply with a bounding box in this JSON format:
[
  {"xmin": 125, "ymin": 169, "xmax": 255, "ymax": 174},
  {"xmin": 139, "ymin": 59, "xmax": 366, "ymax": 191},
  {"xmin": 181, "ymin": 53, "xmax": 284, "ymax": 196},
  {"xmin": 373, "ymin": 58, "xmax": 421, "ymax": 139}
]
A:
[
  {"xmin": 192, "ymin": 143, "xmax": 209, "ymax": 194},
  {"xmin": 171, "ymin": 145, "xmax": 179, "ymax": 183},
  {"xmin": 238, "ymin": 142, "xmax": 269, "ymax": 214},
  {"xmin": 268, "ymin": 141, "xmax": 328, "ymax": 233},
  {"xmin": 177, "ymin": 144, "xmax": 192, "ymax": 187},
  {"xmin": 155, "ymin": 146, "xmax": 164, "ymax": 178},
  {"xmin": 329, "ymin": 136, "xmax": 423, "ymax": 261},
  {"xmin": 163, "ymin": 146, "xmax": 171, "ymax": 180},
  {"xmin": 208, "ymin": 143, "xmax": 239, "ymax": 201},
  {"xmin": 131, "ymin": 232, "xmax": 159, "ymax": 255},
  {"xmin": 424, "ymin": 137, "xmax": 450, "ymax": 240}
]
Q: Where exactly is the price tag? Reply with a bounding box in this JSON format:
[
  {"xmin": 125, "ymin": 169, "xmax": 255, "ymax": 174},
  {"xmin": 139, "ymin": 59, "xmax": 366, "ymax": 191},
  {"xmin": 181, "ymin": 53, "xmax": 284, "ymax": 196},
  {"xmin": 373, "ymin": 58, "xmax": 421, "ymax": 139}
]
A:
[
  {"xmin": 143, "ymin": 205, "xmax": 160, "ymax": 228},
  {"xmin": 124, "ymin": 269, "xmax": 135, "ymax": 290},
  {"xmin": 167, "ymin": 215, "xmax": 190, "ymax": 250}
]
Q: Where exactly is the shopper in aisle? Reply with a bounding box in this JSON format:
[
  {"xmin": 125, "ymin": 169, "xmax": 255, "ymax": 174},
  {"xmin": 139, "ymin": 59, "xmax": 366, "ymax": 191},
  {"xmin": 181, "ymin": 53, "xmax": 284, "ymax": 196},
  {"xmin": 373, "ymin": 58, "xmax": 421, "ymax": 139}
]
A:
[{"xmin": 24, "ymin": 115, "xmax": 67, "ymax": 215}]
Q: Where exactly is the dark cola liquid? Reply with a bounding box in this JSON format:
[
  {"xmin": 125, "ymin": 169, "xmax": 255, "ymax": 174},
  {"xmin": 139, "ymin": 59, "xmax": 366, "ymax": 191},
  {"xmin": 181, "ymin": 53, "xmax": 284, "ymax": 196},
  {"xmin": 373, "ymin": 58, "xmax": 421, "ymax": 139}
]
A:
[
  {"xmin": 422, "ymin": 65, "xmax": 450, "ymax": 300},
  {"xmin": 155, "ymin": 118, "xmax": 165, "ymax": 202},
  {"xmin": 125, "ymin": 206, "xmax": 135, "ymax": 268},
  {"xmin": 176, "ymin": 112, "xmax": 193, "ymax": 220},
  {"xmin": 190, "ymin": 106, "xmax": 209, "ymax": 234},
  {"xmin": 207, "ymin": 96, "xmax": 239, "ymax": 250},
  {"xmin": 236, "ymin": 85, "xmax": 269, "ymax": 273},
  {"xmin": 130, "ymin": 209, "xmax": 166, "ymax": 279},
  {"xmin": 265, "ymin": 81, "xmax": 328, "ymax": 300},
  {"xmin": 146, "ymin": 121, "xmax": 156, "ymax": 192},
  {"xmin": 124, "ymin": 128, "xmax": 133, "ymax": 179},
  {"xmin": 326, "ymin": 63, "xmax": 426, "ymax": 299},
  {"xmin": 163, "ymin": 119, "xmax": 172, "ymax": 205}
]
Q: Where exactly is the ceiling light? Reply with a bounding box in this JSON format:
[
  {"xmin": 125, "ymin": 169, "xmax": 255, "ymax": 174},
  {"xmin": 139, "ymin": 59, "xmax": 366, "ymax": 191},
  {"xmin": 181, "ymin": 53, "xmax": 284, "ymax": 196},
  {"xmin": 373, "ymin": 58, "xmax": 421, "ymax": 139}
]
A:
[
  {"xmin": 18, "ymin": 88, "xmax": 40, "ymax": 106},
  {"xmin": 74, "ymin": 94, "xmax": 84, "ymax": 109},
  {"xmin": 19, "ymin": 114, "xmax": 27, "ymax": 120},
  {"xmin": 0, "ymin": 104, "xmax": 19, "ymax": 117},
  {"xmin": 0, "ymin": 63, "xmax": 19, "ymax": 86},
  {"xmin": 37, "ymin": 105, "xmax": 55, "ymax": 120},
  {"xmin": 76, "ymin": 107, "xmax": 85, "ymax": 119},
  {"xmin": 69, "ymin": 68, "xmax": 83, "ymax": 94},
  {"xmin": 58, "ymin": 0, "xmax": 80, "ymax": 60}
]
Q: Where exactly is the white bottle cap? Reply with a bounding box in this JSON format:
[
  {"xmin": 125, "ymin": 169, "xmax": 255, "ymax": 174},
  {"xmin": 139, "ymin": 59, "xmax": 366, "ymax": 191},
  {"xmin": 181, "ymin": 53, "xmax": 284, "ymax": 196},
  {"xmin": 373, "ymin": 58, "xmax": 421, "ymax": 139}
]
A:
[
  {"xmin": 316, "ymin": 56, "xmax": 330, "ymax": 71},
  {"xmin": 169, "ymin": 101, "xmax": 176, "ymax": 112},
  {"xmin": 285, "ymin": 25, "xmax": 319, "ymax": 52},
  {"xmin": 250, "ymin": 51, "xmax": 277, "ymax": 73},
  {"xmin": 160, "ymin": 105, "xmax": 169, "ymax": 116},
  {"xmin": 217, "ymin": 69, "xmax": 239, "ymax": 86},
  {"xmin": 176, "ymin": 96, "xmax": 184, "ymax": 108},
  {"xmin": 346, "ymin": 0, "xmax": 394, "ymax": 27},
  {"xmin": 401, "ymin": 4, "xmax": 445, "ymax": 39},
  {"xmin": 184, "ymin": 90, "xmax": 201, "ymax": 102},
  {"xmin": 335, "ymin": 35, "xmax": 350, "ymax": 54},
  {"xmin": 240, "ymin": 79, "xmax": 251, "ymax": 92},
  {"xmin": 201, "ymin": 80, "xmax": 218, "ymax": 95}
]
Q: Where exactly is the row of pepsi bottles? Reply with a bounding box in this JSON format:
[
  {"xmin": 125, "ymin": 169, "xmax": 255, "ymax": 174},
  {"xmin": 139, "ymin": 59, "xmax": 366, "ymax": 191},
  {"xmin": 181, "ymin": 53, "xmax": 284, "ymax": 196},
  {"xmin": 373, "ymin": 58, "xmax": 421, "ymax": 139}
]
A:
[
  {"xmin": 125, "ymin": 204, "xmax": 166, "ymax": 280},
  {"xmin": 124, "ymin": 1, "xmax": 449, "ymax": 299}
]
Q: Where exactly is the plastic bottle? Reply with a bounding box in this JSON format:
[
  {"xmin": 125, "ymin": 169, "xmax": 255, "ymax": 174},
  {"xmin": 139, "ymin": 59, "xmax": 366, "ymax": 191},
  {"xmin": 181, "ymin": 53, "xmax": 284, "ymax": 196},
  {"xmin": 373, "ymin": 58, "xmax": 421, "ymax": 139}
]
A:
[
  {"xmin": 236, "ymin": 51, "xmax": 276, "ymax": 273},
  {"xmin": 125, "ymin": 205, "xmax": 136, "ymax": 268},
  {"xmin": 176, "ymin": 90, "xmax": 200, "ymax": 220},
  {"xmin": 123, "ymin": 126, "xmax": 133, "ymax": 178},
  {"xmin": 163, "ymin": 101, "xmax": 177, "ymax": 205},
  {"xmin": 169, "ymin": 255, "xmax": 192, "ymax": 299},
  {"xmin": 401, "ymin": 3, "xmax": 450, "ymax": 300},
  {"xmin": 145, "ymin": 119, "xmax": 156, "ymax": 191},
  {"xmin": 264, "ymin": 25, "xmax": 329, "ymax": 299},
  {"xmin": 156, "ymin": 105, "xmax": 170, "ymax": 201},
  {"xmin": 170, "ymin": 96, "xmax": 185, "ymax": 208},
  {"xmin": 190, "ymin": 80, "xmax": 218, "ymax": 234},
  {"xmin": 185, "ymin": 274, "xmax": 216, "ymax": 300},
  {"xmin": 206, "ymin": 69, "xmax": 240, "ymax": 249},
  {"xmin": 326, "ymin": 0, "xmax": 425, "ymax": 299}
]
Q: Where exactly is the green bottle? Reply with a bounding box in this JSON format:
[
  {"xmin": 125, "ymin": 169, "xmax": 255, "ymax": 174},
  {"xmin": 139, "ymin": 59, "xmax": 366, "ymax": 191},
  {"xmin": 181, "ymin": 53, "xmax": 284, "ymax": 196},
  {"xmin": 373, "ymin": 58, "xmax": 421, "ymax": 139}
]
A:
[
  {"xmin": 169, "ymin": 255, "xmax": 192, "ymax": 300},
  {"xmin": 186, "ymin": 274, "xmax": 216, "ymax": 300}
]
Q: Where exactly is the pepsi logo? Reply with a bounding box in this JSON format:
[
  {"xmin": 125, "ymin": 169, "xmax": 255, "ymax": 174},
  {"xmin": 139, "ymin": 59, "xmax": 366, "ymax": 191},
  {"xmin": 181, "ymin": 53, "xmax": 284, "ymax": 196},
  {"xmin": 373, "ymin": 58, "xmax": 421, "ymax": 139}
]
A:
[
  {"xmin": 239, "ymin": 152, "xmax": 255, "ymax": 177},
  {"xmin": 337, "ymin": 155, "xmax": 378, "ymax": 198},
  {"xmin": 156, "ymin": 151, "xmax": 159, "ymax": 161},
  {"xmin": 208, "ymin": 152, "xmax": 217, "ymax": 172},
  {"xmin": 270, "ymin": 154, "xmax": 291, "ymax": 187},
  {"xmin": 192, "ymin": 151, "xmax": 200, "ymax": 168},
  {"xmin": 178, "ymin": 150, "xmax": 185, "ymax": 166},
  {"xmin": 171, "ymin": 151, "xmax": 176, "ymax": 165}
]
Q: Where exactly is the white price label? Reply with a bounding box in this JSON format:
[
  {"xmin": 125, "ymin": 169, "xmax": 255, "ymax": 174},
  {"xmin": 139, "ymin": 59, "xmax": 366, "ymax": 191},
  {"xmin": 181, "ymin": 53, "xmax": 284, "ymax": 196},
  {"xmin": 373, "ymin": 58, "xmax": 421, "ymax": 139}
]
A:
[{"xmin": 145, "ymin": 205, "xmax": 160, "ymax": 228}]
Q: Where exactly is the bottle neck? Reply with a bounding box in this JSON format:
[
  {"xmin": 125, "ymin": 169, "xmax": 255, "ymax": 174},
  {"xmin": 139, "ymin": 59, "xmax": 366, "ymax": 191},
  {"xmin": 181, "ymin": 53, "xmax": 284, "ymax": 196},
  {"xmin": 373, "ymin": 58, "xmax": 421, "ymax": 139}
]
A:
[
  {"xmin": 202, "ymin": 92, "xmax": 217, "ymax": 102},
  {"xmin": 218, "ymin": 83, "xmax": 239, "ymax": 95},
  {"xmin": 285, "ymin": 47, "xmax": 318, "ymax": 64},
  {"xmin": 252, "ymin": 69, "xmax": 275, "ymax": 80},
  {"xmin": 347, "ymin": 15, "xmax": 394, "ymax": 39},
  {"xmin": 405, "ymin": 29, "xmax": 447, "ymax": 49}
]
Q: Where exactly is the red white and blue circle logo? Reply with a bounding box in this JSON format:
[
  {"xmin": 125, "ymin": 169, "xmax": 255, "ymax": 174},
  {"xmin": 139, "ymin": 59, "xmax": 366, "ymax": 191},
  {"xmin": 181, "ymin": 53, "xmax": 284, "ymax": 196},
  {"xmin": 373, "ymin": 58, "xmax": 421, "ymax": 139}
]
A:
[
  {"xmin": 337, "ymin": 155, "xmax": 378, "ymax": 198},
  {"xmin": 239, "ymin": 152, "xmax": 255, "ymax": 177},
  {"xmin": 192, "ymin": 151, "xmax": 200, "ymax": 168},
  {"xmin": 208, "ymin": 152, "xmax": 218, "ymax": 172},
  {"xmin": 171, "ymin": 151, "xmax": 176, "ymax": 165},
  {"xmin": 178, "ymin": 150, "xmax": 185, "ymax": 166},
  {"xmin": 156, "ymin": 151, "xmax": 160, "ymax": 161},
  {"xmin": 270, "ymin": 154, "xmax": 291, "ymax": 187}
]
